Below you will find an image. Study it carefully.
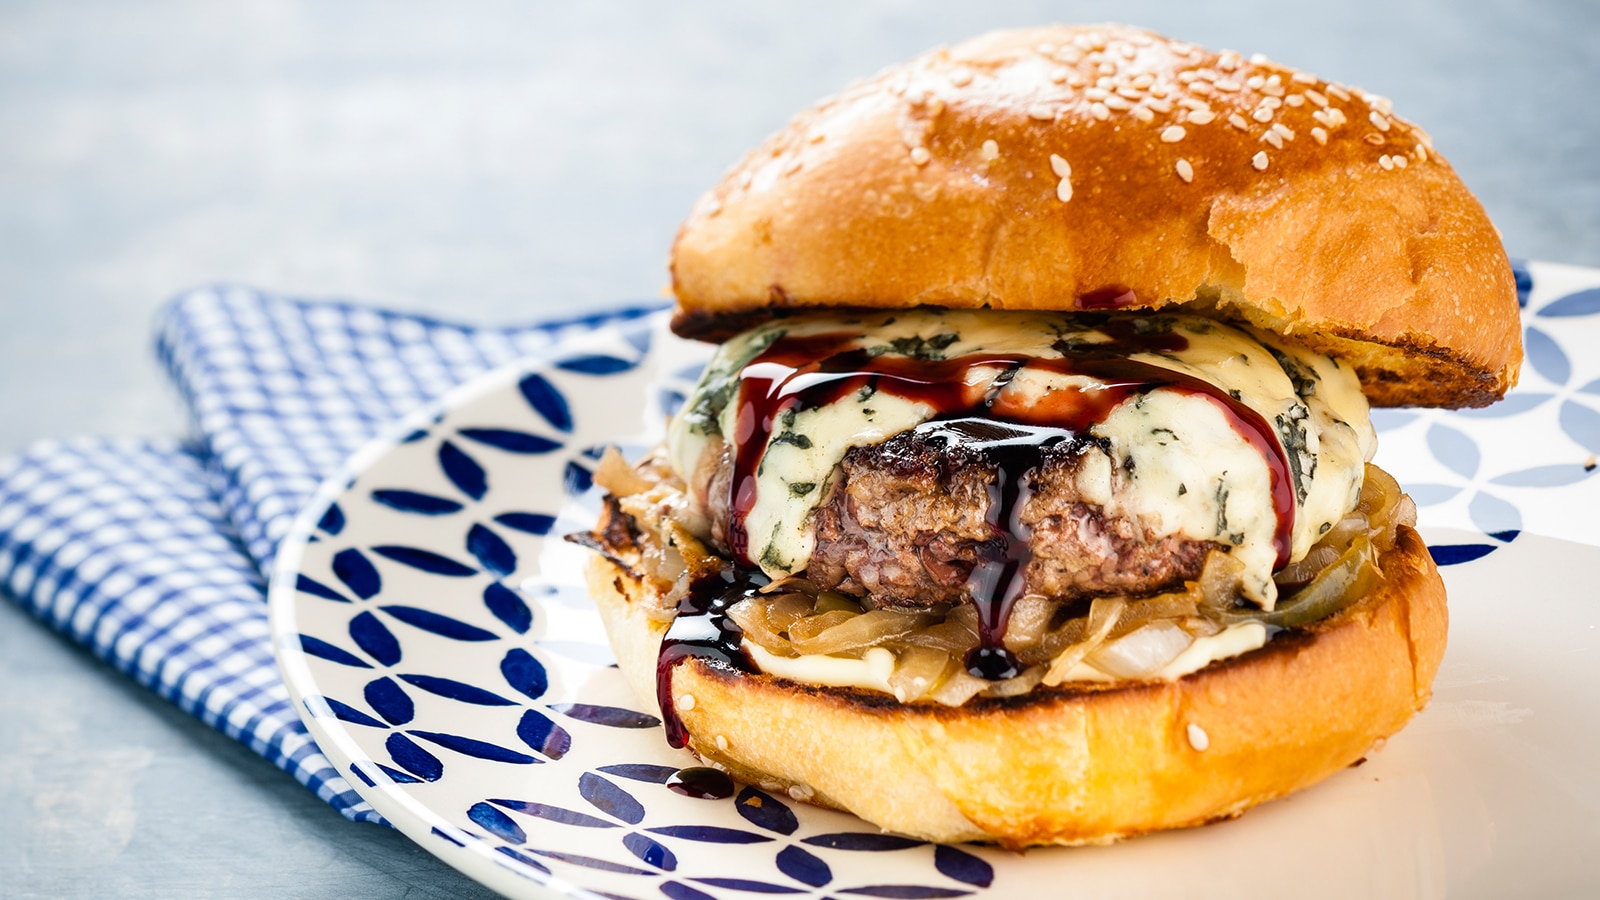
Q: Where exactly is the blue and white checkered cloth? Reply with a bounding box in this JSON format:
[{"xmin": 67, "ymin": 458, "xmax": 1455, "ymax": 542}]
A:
[{"xmin": 0, "ymin": 286, "xmax": 660, "ymax": 824}]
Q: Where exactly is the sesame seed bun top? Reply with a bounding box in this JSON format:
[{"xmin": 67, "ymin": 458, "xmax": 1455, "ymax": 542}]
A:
[{"xmin": 669, "ymin": 24, "xmax": 1521, "ymax": 408}]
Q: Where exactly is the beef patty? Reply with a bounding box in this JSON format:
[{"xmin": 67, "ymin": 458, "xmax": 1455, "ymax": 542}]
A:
[{"xmin": 701, "ymin": 420, "xmax": 1216, "ymax": 610}]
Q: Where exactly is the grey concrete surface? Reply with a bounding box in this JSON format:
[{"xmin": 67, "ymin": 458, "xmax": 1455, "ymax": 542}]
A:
[{"xmin": 1, "ymin": 1, "xmax": 1596, "ymax": 897}]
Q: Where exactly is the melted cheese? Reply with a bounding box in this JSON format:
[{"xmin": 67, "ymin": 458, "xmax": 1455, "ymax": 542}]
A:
[{"xmin": 667, "ymin": 309, "xmax": 1375, "ymax": 609}]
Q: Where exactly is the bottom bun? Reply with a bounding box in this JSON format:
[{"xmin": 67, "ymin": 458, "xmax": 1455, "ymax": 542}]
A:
[{"xmin": 588, "ymin": 526, "xmax": 1446, "ymax": 848}]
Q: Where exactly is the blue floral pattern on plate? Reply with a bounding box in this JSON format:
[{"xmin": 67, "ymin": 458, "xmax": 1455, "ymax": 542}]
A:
[{"xmin": 270, "ymin": 260, "xmax": 1600, "ymax": 898}]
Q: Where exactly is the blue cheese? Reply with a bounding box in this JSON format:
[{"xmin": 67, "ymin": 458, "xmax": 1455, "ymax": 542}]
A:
[{"xmin": 667, "ymin": 309, "xmax": 1375, "ymax": 609}]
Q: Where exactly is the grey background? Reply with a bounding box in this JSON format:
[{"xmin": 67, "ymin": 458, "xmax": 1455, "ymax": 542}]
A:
[{"xmin": 1, "ymin": 1, "xmax": 1595, "ymax": 897}]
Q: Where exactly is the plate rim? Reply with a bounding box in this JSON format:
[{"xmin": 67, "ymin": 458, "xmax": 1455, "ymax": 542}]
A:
[{"xmin": 267, "ymin": 319, "xmax": 667, "ymax": 900}]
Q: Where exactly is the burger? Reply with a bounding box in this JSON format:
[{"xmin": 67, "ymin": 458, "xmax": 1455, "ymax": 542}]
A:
[{"xmin": 571, "ymin": 24, "xmax": 1521, "ymax": 847}]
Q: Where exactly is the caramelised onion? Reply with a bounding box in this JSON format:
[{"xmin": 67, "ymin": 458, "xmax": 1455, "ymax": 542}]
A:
[
  {"xmin": 1084, "ymin": 620, "xmax": 1194, "ymax": 679},
  {"xmin": 788, "ymin": 608, "xmax": 932, "ymax": 655},
  {"xmin": 1042, "ymin": 596, "xmax": 1126, "ymax": 686},
  {"xmin": 1223, "ymin": 534, "xmax": 1375, "ymax": 629}
]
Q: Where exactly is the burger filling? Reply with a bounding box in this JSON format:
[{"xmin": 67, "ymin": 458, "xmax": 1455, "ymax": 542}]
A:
[{"xmin": 582, "ymin": 309, "xmax": 1416, "ymax": 709}]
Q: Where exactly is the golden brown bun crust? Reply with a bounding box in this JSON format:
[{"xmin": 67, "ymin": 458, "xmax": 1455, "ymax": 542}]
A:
[
  {"xmin": 589, "ymin": 525, "xmax": 1447, "ymax": 847},
  {"xmin": 670, "ymin": 24, "xmax": 1520, "ymax": 408}
]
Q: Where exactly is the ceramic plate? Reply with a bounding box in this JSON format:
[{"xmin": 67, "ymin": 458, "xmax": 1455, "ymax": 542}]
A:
[{"xmin": 270, "ymin": 262, "xmax": 1600, "ymax": 899}]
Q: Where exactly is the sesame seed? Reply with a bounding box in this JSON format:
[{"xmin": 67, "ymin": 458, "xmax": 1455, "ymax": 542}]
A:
[
  {"xmin": 1150, "ymin": 84, "xmax": 1169, "ymax": 98},
  {"xmin": 1056, "ymin": 46, "xmax": 1083, "ymax": 64},
  {"xmin": 1096, "ymin": 75, "xmax": 1116, "ymax": 89},
  {"xmin": 1119, "ymin": 43, "xmax": 1137, "ymax": 60},
  {"xmin": 1272, "ymin": 122, "xmax": 1295, "ymax": 140},
  {"xmin": 927, "ymin": 98, "xmax": 945, "ymax": 117},
  {"xmin": 1211, "ymin": 78, "xmax": 1239, "ymax": 93},
  {"xmin": 783, "ymin": 157, "xmax": 803, "ymax": 175},
  {"xmin": 1056, "ymin": 176, "xmax": 1073, "ymax": 202},
  {"xmin": 980, "ymin": 139, "xmax": 1000, "ymax": 161},
  {"xmin": 1187, "ymin": 723, "xmax": 1211, "ymax": 752},
  {"xmin": 1050, "ymin": 153, "xmax": 1072, "ymax": 178},
  {"xmin": 1266, "ymin": 73, "xmax": 1283, "ymax": 86},
  {"xmin": 1249, "ymin": 52, "xmax": 1269, "ymax": 64},
  {"xmin": 1190, "ymin": 80, "xmax": 1214, "ymax": 95},
  {"xmin": 1178, "ymin": 71, "xmax": 1197, "ymax": 83},
  {"xmin": 704, "ymin": 198, "xmax": 722, "ymax": 217},
  {"xmin": 1037, "ymin": 42, "xmax": 1056, "ymax": 55},
  {"xmin": 1147, "ymin": 97, "xmax": 1174, "ymax": 113},
  {"xmin": 1104, "ymin": 95, "xmax": 1132, "ymax": 111},
  {"xmin": 1090, "ymin": 102, "xmax": 1110, "ymax": 121},
  {"xmin": 1292, "ymin": 71, "xmax": 1319, "ymax": 84},
  {"xmin": 1195, "ymin": 67, "xmax": 1219, "ymax": 82},
  {"xmin": 1369, "ymin": 111, "xmax": 1392, "ymax": 132},
  {"xmin": 1252, "ymin": 106, "xmax": 1274, "ymax": 123},
  {"xmin": 677, "ymin": 693, "xmax": 696, "ymax": 711},
  {"xmin": 1161, "ymin": 125, "xmax": 1187, "ymax": 143},
  {"xmin": 1131, "ymin": 73, "xmax": 1155, "ymax": 89},
  {"xmin": 1284, "ymin": 94, "xmax": 1305, "ymax": 107},
  {"xmin": 1178, "ymin": 97, "xmax": 1209, "ymax": 111},
  {"xmin": 1305, "ymin": 89, "xmax": 1329, "ymax": 108},
  {"xmin": 1327, "ymin": 83, "xmax": 1351, "ymax": 101},
  {"xmin": 1228, "ymin": 113, "xmax": 1250, "ymax": 130},
  {"xmin": 1366, "ymin": 93, "xmax": 1395, "ymax": 114},
  {"xmin": 1029, "ymin": 105, "xmax": 1055, "ymax": 121},
  {"xmin": 1187, "ymin": 109, "xmax": 1216, "ymax": 125},
  {"xmin": 1246, "ymin": 74, "xmax": 1265, "ymax": 90},
  {"xmin": 787, "ymin": 783, "xmax": 815, "ymax": 801},
  {"xmin": 909, "ymin": 146, "xmax": 931, "ymax": 166},
  {"xmin": 1050, "ymin": 68, "xmax": 1069, "ymax": 84},
  {"xmin": 1132, "ymin": 105, "xmax": 1155, "ymax": 123},
  {"xmin": 1252, "ymin": 150, "xmax": 1269, "ymax": 170},
  {"xmin": 739, "ymin": 170, "xmax": 754, "ymax": 189},
  {"xmin": 1175, "ymin": 158, "xmax": 1194, "ymax": 182},
  {"xmin": 949, "ymin": 68, "xmax": 973, "ymax": 87},
  {"xmin": 1085, "ymin": 86, "xmax": 1109, "ymax": 100},
  {"xmin": 1415, "ymin": 144, "xmax": 1428, "ymax": 162},
  {"xmin": 1263, "ymin": 129, "xmax": 1284, "ymax": 149},
  {"xmin": 1364, "ymin": 132, "xmax": 1386, "ymax": 145},
  {"xmin": 1312, "ymin": 109, "xmax": 1336, "ymax": 128},
  {"xmin": 1394, "ymin": 154, "xmax": 1408, "ymax": 168},
  {"xmin": 1116, "ymin": 86, "xmax": 1142, "ymax": 101},
  {"xmin": 1379, "ymin": 154, "xmax": 1395, "ymax": 170},
  {"xmin": 1068, "ymin": 73, "xmax": 1087, "ymax": 88},
  {"xmin": 715, "ymin": 734, "xmax": 729, "ymax": 751},
  {"xmin": 1261, "ymin": 95, "xmax": 1283, "ymax": 109},
  {"xmin": 1097, "ymin": 61, "xmax": 1115, "ymax": 76},
  {"xmin": 1311, "ymin": 126, "xmax": 1328, "ymax": 144},
  {"xmin": 1217, "ymin": 51, "xmax": 1241, "ymax": 71}
]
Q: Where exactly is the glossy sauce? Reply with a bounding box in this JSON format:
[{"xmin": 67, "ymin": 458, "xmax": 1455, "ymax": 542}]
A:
[
  {"xmin": 666, "ymin": 766, "xmax": 736, "ymax": 799},
  {"xmin": 1075, "ymin": 286, "xmax": 1139, "ymax": 310},
  {"xmin": 656, "ymin": 567, "xmax": 762, "ymax": 748}
]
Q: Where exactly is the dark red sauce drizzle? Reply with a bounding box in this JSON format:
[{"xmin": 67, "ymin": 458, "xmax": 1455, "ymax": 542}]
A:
[
  {"xmin": 667, "ymin": 766, "xmax": 736, "ymax": 799},
  {"xmin": 1075, "ymin": 286, "xmax": 1139, "ymax": 310},
  {"xmin": 656, "ymin": 566, "xmax": 763, "ymax": 748},
  {"xmin": 659, "ymin": 318, "xmax": 1297, "ymax": 727}
]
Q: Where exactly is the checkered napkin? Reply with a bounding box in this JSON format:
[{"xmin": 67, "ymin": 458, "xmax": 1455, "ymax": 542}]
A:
[{"xmin": 0, "ymin": 286, "xmax": 660, "ymax": 824}]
